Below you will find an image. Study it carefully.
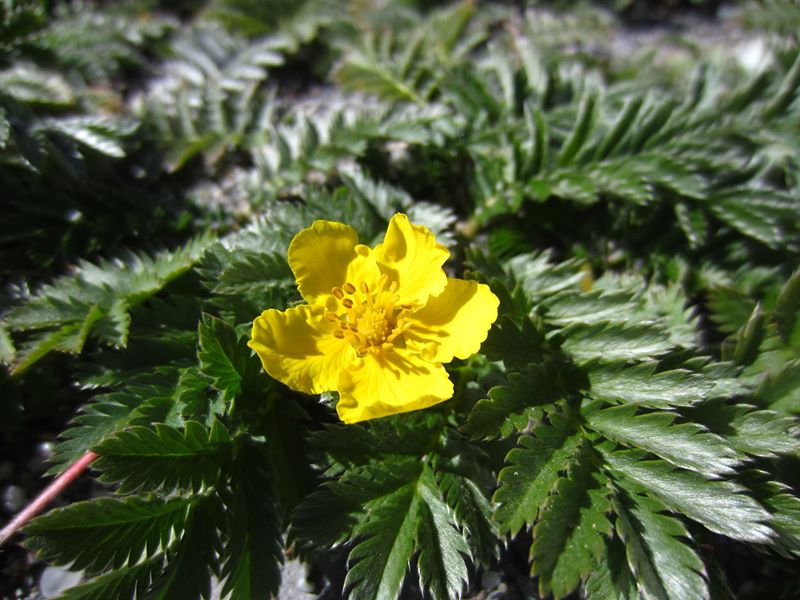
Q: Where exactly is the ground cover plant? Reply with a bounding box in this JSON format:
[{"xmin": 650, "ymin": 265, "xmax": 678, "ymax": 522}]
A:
[{"xmin": 1, "ymin": 0, "xmax": 799, "ymax": 598}]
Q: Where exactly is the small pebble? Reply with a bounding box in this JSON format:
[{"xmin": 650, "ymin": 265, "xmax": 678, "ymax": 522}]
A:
[
  {"xmin": 1, "ymin": 485, "xmax": 27, "ymax": 513},
  {"xmin": 481, "ymin": 570, "xmax": 502, "ymax": 590},
  {"xmin": 39, "ymin": 566, "xmax": 83, "ymax": 598}
]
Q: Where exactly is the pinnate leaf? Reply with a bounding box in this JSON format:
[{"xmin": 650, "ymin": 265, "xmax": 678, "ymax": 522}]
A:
[
  {"xmin": 589, "ymin": 363, "xmax": 711, "ymax": 408},
  {"xmin": 612, "ymin": 488, "xmax": 708, "ymax": 600},
  {"xmin": 92, "ymin": 419, "xmax": 231, "ymax": 494},
  {"xmin": 494, "ymin": 410, "xmax": 584, "ymax": 535},
  {"xmin": 604, "ymin": 450, "xmax": 773, "ymax": 543},
  {"xmin": 24, "ymin": 496, "xmax": 192, "ymax": 572},
  {"xmin": 531, "ymin": 443, "xmax": 613, "ymax": 598},
  {"xmin": 586, "ymin": 405, "xmax": 742, "ymax": 476},
  {"xmin": 221, "ymin": 442, "xmax": 284, "ymax": 600}
]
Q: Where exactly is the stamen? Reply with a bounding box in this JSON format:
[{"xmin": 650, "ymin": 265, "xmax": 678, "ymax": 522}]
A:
[
  {"xmin": 343, "ymin": 282, "xmax": 356, "ymax": 295},
  {"xmin": 333, "ymin": 330, "xmax": 345, "ymax": 339},
  {"xmin": 381, "ymin": 342, "xmax": 394, "ymax": 353},
  {"xmin": 389, "ymin": 281, "xmax": 398, "ymax": 293},
  {"xmin": 342, "ymin": 298, "xmax": 354, "ymax": 309},
  {"xmin": 360, "ymin": 281, "xmax": 369, "ymax": 293},
  {"xmin": 332, "ymin": 287, "xmax": 344, "ymax": 299},
  {"xmin": 324, "ymin": 311, "xmax": 338, "ymax": 321}
]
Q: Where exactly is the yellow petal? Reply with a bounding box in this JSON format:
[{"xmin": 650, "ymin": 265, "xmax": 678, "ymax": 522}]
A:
[
  {"xmin": 287, "ymin": 220, "xmax": 358, "ymax": 304},
  {"xmin": 248, "ymin": 304, "xmax": 354, "ymax": 394},
  {"xmin": 335, "ymin": 348, "xmax": 454, "ymax": 423},
  {"xmin": 405, "ymin": 278, "xmax": 499, "ymax": 363},
  {"xmin": 374, "ymin": 213, "xmax": 449, "ymax": 308}
]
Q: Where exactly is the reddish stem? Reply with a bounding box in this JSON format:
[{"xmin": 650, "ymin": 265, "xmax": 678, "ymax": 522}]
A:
[{"xmin": 0, "ymin": 451, "xmax": 97, "ymax": 547}]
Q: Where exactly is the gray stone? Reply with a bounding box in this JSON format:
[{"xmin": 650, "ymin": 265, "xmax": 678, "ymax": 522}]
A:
[{"xmin": 38, "ymin": 566, "xmax": 83, "ymax": 598}]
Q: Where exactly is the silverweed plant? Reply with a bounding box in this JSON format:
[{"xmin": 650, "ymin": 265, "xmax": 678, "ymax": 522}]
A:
[{"xmin": 1, "ymin": 0, "xmax": 799, "ymax": 599}]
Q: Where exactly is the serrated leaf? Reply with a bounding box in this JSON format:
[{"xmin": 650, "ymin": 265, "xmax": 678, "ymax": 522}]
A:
[
  {"xmin": 755, "ymin": 360, "xmax": 800, "ymax": 413},
  {"xmin": 463, "ymin": 359, "xmax": 586, "ymax": 440},
  {"xmin": 24, "ymin": 496, "xmax": 192, "ymax": 572},
  {"xmin": 531, "ymin": 443, "xmax": 613, "ymax": 598},
  {"xmin": 345, "ymin": 480, "xmax": 421, "ymax": 600},
  {"xmin": 604, "ymin": 450, "xmax": 773, "ymax": 543},
  {"xmin": 584, "ymin": 536, "xmax": 638, "ymax": 600},
  {"xmin": 612, "ymin": 488, "xmax": 708, "ymax": 600},
  {"xmin": 436, "ymin": 471, "xmax": 496, "ymax": 568},
  {"xmin": 494, "ymin": 410, "xmax": 584, "ymax": 535},
  {"xmin": 689, "ymin": 400, "xmax": 800, "ymax": 457},
  {"xmin": 539, "ymin": 289, "xmax": 637, "ymax": 327},
  {"xmin": 58, "ymin": 559, "xmax": 162, "ymax": 600},
  {"xmin": 775, "ymin": 270, "xmax": 800, "ymax": 348},
  {"xmin": 198, "ymin": 314, "xmax": 247, "ymax": 403},
  {"xmin": 740, "ymin": 473, "xmax": 800, "ymax": 558},
  {"xmin": 480, "ymin": 315, "xmax": 546, "ymax": 367},
  {"xmin": 92, "ymin": 420, "xmax": 231, "ymax": 494},
  {"xmin": 589, "ymin": 363, "xmax": 711, "ymax": 408},
  {"xmin": 586, "ymin": 405, "xmax": 742, "ymax": 476},
  {"xmin": 145, "ymin": 494, "xmax": 222, "ymax": 600},
  {"xmin": 416, "ymin": 465, "xmax": 469, "ymax": 600},
  {"xmin": 731, "ymin": 303, "xmax": 764, "ymax": 366},
  {"xmin": 562, "ymin": 323, "xmax": 673, "ymax": 364},
  {"xmin": 221, "ymin": 442, "xmax": 284, "ymax": 600}
]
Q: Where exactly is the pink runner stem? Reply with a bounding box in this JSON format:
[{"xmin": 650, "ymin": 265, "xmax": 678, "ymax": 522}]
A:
[{"xmin": 0, "ymin": 451, "xmax": 97, "ymax": 547}]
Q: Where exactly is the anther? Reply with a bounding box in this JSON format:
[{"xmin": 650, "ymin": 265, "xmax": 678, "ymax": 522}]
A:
[
  {"xmin": 332, "ymin": 287, "xmax": 344, "ymax": 299},
  {"xmin": 324, "ymin": 311, "xmax": 338, "ymax": 321},
  {"xmin": 360, "ymin": 281, "xmax": 369, "ymax": 293},
  {"xmin": 400, "ymin": 303, "xmax": 413, "ymax": 310},
  {"xmin": 389, "ymin": 281, "xmax": 398, "ymax": 293},
  {"xmin": 333, "ymin": 330, "xmax": 345, "ymax": 339},
  {"xmin": 343, "ymin": 282, "xmax": 356, "ymax": 294},
  {"xmin": 369, "ymin": 347, "xmax": 381, "ymax": 356},
  {"xmin": 342, "ymin": 298, "xmax": 354, "ymax": 309}
]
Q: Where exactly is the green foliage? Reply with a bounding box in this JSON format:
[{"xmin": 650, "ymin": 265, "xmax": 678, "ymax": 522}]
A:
[{"xmin": 3, "ymin": 1, "xmax": 800, "ymax": 599}]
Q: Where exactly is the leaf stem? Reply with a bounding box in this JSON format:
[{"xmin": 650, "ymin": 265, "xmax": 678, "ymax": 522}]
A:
[{"xmin": 0, "ymin": 451, "xmax": 97, "ymax": 547}]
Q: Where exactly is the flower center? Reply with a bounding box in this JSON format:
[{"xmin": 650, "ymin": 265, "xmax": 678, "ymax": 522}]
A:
[{"xmin": 326, "ymin": 274, "xmax": 410, "ymax": 356}]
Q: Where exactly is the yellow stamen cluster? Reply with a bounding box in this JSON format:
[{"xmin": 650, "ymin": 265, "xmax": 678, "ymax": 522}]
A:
[{"xmin": 326, "ymin": 274, "xmax": 410, "ymax": 356}]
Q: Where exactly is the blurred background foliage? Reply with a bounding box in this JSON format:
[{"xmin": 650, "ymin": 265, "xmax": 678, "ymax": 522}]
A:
[{"xmin": 1, "ymin": 0, "xmax": 799, "ymax": 598}]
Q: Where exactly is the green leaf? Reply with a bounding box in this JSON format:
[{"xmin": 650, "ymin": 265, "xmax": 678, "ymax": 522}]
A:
[
  {"xmin": 731, "ymin": 303, "xmax": 764, "ymax": 366},
  {"xmin": 24, "ymin": 496, "xmax": 192, "ymax": 572},
  {"xmin": 775, "ymin": 270, "xmax": 800, "ymax": 348},
  {"xmin": 436, "ymin": 470, "xmax": 496, "ymax": 568},
  {"xmin": 755, "ymin": 360, "xmax": 800, "ymax": 414},
  {"xmin": 689, "ymin": 400, "xmax": 800, "ymax": 457},
  {"xmin": 58, "ymin": 560, "xmax": 162, "ymax": 600},
  {"xmin": 561, "ymin": 323, "xmax": 673, "ymax": 364},
  {"xmin": 415, "ymin": 465, "xmax": 469, "ymax": 600},
  {"xmin": 463, "ymin": 360, "xmax": 584, "ymax": 440},
  {"xmin": 539, "ymin": 289, "xmax": 637, "ymax": 327},
  {"xmin": 221, "ymin": 442, "xmax": 284, "ymax": 600},
  {"xmin": 558, "ymin": 91, "xmax": 597, "ymax": 166},
  {"xmin": 494, "ymin": 410, "xmax": 584, "ymax": 535},
  {"xmin": 198, "ymin": 313, "xmax": 248, "ymax": 404},
  {"xmin": 740, "ymin": 473, "xmax": 800, "ymax": 558},
  {"xmin": 612, "ymin": 488, "xmax": 708, "ymax": 600},
  {"xmin": 145, "ymin": 494, "xmax": 222, "ymax": 600},
  {"xmin": 92, "ymin": 420, "xmax": 231, "ymax": 494},
  {"xmin": 586, "ymin": 405, "xmax": 742, "ymax": 476},
  {"xmin": 584, "ymin": 536, "xmax": 638, "ymax": 600},
  {"xmin": 531, "ymin": 443, "xmax": 613, "ymax": 598},
  {"xmin": 603, "ymin": 450, "xmax": 773, "ymax": 543},
  {"xmin": 6, "ymin": 235, "xmax": 213, "ymax": 372},
  {"xmin": 480, "ymin": 315, "xmax": 546, "ymax": 367},
  {"xmin": 345, "ymin": 479, "xmax": 421, "ymax": 600},
  {"xmin": 589, "ymin": 363, "xmax": 711, "ymax": 408}
]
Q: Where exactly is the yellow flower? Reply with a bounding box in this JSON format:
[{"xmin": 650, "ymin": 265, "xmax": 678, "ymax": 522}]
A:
[{"xmin": 248, "ymin": 213, "xmax": 499, "ymax": 424}]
